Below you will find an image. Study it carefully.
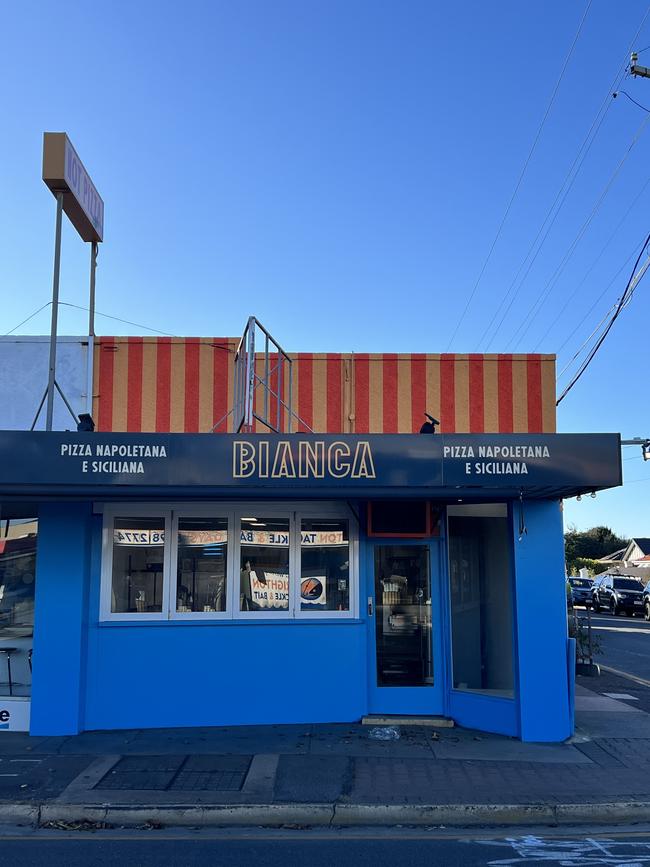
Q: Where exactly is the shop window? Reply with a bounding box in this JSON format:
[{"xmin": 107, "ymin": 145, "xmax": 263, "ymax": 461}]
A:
[
  {"xmin": 300, "ymin": 519, "xmax": 350, "ymax": 611},
  {"xmin": 176, "ymin": 518, "xmax": 228, "ymax": 613},
  {"xmin": 101, "ymin": 506, "xmax": 357, "ymax": 621},
  {"xmin": 447, "ymin": 505, "xmax": 514, "ymax": 698},
  {"xmin": 111, "ymin": 517, "xmax": 166, "ymax": 613},
  {"xmin": 0, "ymin": 518, "xmax": 37, "ymax": 697},
  {"xmin": 239, "ymin": 517, "xmax": 290, "ymax": 612}
]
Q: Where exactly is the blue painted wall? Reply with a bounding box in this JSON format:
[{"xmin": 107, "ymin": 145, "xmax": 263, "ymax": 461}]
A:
[
  {"xmin": 82, "ymin": 514, "xmax": 368, "ymax": 729},
  {"xmin": 31, "ymin": 502, "xmax": 93, "ymax": 735},
  {"xmin": 448, "ymin": 691, "xmax": 519, "ymax": 737},
  {"xmin": 28, "ymin": 498, "xmax": 571, "ymax": 740},
  {"xmin": 84, "ymin": 621, "xmax": 367, "ymax": 729},
  {"xmin": 512, "ymin": 499, "xmax": 571, "ymax": 742}
]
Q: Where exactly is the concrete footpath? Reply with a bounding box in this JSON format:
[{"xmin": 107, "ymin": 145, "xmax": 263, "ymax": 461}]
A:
[{"xmin": 2, "ymin": 670, "xmax": 650, "ymax": 829}]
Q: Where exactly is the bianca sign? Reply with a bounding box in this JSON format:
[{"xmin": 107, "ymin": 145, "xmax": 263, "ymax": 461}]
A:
[
  {"xmin": 0, "ymin": 431, "xmax": 623, "ymax": 498},
  {"xmin": 233, "ymin": 440, "xmax": 375, "ymax": 479}
]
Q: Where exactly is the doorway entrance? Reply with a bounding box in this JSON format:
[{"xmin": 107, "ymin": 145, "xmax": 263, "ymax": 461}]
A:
[{"xmin": 367, "ymin": 541, "xmax": 445, "ymax": 716}]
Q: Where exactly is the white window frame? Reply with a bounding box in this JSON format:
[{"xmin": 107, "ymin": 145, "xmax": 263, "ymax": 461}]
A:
[
  {"xmin": 100, "ymin": 505, "xmax": 173, "ymax": 622},
  {"xmin": 296, "ymin": 510, "xmax": 358, "ymax": 620},
  {"xmin": 169, "ymin": 507, "xmax": 233, "ymax": 621},
  {"xmin": 233, "ymin": 507, "xmax": 294, "ymax": 621},
  {"xmin": 99, "ymin": 501, "xmax": 359, "ymax": 623}
]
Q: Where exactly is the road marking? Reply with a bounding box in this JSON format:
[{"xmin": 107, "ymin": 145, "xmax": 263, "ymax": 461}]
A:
[
  {"xmin": 603, "ymin": 692, "xmax": 639, "ymax": 700},
  {"xmin": 601, "ymin": 664, "xmax": 650, "ymax": 689},
  {"xmin": 591, "ymin": 625, "xmax": 649, "ymax": 634},
  {"xmin": 0, "ymin": 774, "xmax": 19, "ymax": 777},
  {"xmin": 477, "ymin": 834, "xmax": 650, "ymax": 864}
]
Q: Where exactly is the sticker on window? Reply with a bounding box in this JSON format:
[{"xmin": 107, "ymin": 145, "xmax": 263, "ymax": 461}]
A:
[{"xmin": 301, "ymin": 576, "xmax": 327, "ymax": 605}]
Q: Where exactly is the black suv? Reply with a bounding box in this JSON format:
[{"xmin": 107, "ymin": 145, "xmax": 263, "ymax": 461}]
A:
[
  {"xmin": 593, "ymin": 575, "xmax": 645, "ymax": 616},
  {"xmin": 568, "ymin": 576, "xmax": 593, "ymax": 607}
]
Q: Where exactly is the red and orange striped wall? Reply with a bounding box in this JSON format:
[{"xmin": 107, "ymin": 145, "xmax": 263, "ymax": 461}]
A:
[{"xmin": 93, "ymin": 337, "xmax": 556, "ymax": 434}]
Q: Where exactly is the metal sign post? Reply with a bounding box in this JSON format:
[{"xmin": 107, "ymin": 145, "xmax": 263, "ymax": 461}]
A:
[
  {"xmin": 45, "ymin": 192, "xmax": 64, "ymax": 431},
  {"xmin": 89, "ymin": 241, "xmax": 98, "ymax": 337},
  {"xmin": 38, "ymin": 133, "xmax": 104, "ymax": 431}
]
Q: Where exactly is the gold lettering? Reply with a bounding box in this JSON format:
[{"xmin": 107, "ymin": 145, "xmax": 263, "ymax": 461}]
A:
[
  {"xmin": 351, "ymin": 441, "xmax": 376, "ymax": 478},
  {"xmin": 328, "ymin": 442, "xmax": 351, "ymax": 478},
  {"xmin": 233, "ymin": 441, "xmax": 256, "ymax": 478},
  {"xmin": 259, "ymin": 441, "xmax": 269, "ymax": 478},
  {"xmin": 272, "ymin": 441, "xmax": 296, "ymax": 478},
  {"xmin": 298, "ymin": 441, "xmax": 325, "ymax": 478}
]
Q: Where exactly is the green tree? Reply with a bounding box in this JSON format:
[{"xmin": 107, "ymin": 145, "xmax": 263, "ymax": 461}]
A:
[{"xmin": 564, "ymin": 525, "xmax": 628, "ymax": 575}]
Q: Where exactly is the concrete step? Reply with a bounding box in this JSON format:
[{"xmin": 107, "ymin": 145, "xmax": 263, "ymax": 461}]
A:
[{"xmin": 361, "ymin": 715, "xmax": 455, "ymax": 728}]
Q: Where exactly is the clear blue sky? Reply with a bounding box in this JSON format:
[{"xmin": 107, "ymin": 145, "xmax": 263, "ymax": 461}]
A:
[{"xmin": 1, "ymin": 0, "xmax": 649, "ymax": 538}]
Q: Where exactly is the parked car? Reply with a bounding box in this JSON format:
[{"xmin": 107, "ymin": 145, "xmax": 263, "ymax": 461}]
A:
[
  {"xmin": 592, "ymin": 575, "xmax": 645, "ymax": 616},
  {"xmin": 568, "ymin": 576, "xmax": 593, "ymax": 607},
  {"xmin": 590, "ymin": 573, "xmax": 606, "ymax": 604},
  {"xmin": 566, "ymin": 579, "xmax": 574, "ymax": 611},
  {"xmin": 643, "ymin": 581, "xmax": 650, "ymax": 621}
]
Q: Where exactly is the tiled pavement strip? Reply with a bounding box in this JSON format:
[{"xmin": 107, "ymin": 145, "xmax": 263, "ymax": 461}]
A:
[{"xmin": 0, "ymin": 675, "xmax": 649, "ymax": 810}]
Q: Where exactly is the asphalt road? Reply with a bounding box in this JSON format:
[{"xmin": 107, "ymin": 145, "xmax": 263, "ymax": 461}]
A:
[
  {"xmin": 576, "ymin": 606, "xmax": 650, "ymax": 681},
  {"xmin": 3, "ymin": 828, "xmax": 650, "ymax": 867}
]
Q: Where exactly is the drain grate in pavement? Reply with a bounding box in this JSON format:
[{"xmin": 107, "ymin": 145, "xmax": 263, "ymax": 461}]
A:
[{"xmin": 96, "ymin": 755, "xmax": 252, "ymax": 792}]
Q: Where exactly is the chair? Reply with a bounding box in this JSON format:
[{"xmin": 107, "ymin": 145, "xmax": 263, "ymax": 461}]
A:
[{"xmin": 0, "ymin": 648, "xmax": 18, "ymax": 696}]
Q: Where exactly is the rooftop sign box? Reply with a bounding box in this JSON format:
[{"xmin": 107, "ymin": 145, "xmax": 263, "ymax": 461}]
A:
[{"xmin": 42, "ymin": 133, "xmax": 104, "ymax": 242}]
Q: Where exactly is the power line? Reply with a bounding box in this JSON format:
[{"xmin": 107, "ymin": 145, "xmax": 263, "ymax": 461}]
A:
[
  {"xmin": 556, "ymin": 231, "xmax": 650, "ymax": 405},
  {"xmin": 445, "ymin": 0, "xmax": 593, "ymax": 351},
  {"xmin": 553, "ymin": 240, "xmax": 642, "ymax": 364},
  {"xmin": 533, "ymin": 176, "xmax": 650, "ymax": 350},
  {"xmin": 614, "ymin": 89, "xmax": 650, "ymax": 112},
  {"xmin": 4, "ymin": 300, "xmax": 176, "ymax": 338},
  {"xmin": 482, "ymin": 84, "xmax": 617, "ymax": 351},
  {"xmin": 57, "ymin": 302, "xmax": 176, "ymax": 336},
  {"xmin": 482, "ymin": 4, "xmax": 650, "ymax": 351},
  {"xmin": 556, "ymin": 303, "xmax": 617, "ymax": 379},
  {"xmin": 481, "ymin": 101, "xmax": 612, "ymax": 351},
  {"xmin": 3, "ymin": 303, "xmax": 52, "ymax": 335},
  {"xmin": 508, "ymin": 112, "xmax": 650, "ymax": 351}
]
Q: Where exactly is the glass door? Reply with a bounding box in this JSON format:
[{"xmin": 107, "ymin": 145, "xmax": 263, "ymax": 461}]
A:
[{"xmin": 367, "ymin": 542, "xmax": 444, "ymax": 715}]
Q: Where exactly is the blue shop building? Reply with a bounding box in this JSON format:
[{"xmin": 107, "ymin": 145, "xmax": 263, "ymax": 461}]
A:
[{"xmin": 0, "ymin": 430, "xmax": 621, "ymax": 740}]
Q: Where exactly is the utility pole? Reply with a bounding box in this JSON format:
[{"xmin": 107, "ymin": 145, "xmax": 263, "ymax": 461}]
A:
[{"xmin": 630, "ymin": 52, "xmax": 650, "ymax": 79}]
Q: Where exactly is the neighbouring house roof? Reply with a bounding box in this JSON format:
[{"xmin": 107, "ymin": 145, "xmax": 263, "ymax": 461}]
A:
[
  {"xmin": 602, "ymin": 564, "xmax": 650, "ymax": 581},
  {"xmin": 597, "ymin": 547, "xmax": 626, "ymax": 563},
  {"xmin": 598, "ymin": 539, "xmax": 650, "ymax": 565}
]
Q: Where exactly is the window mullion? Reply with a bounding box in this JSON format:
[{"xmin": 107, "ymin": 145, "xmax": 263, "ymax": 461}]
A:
[
  {"xmin": 228, "ymin": 510, "xmax": 237, "ymax": 619},
  {"xmin": 291, "ymin": 511, "xmax": 300, "ymax": 618},
  {"xmin": 164, "ymin": 511, "xmax": 176, "ymax": 620}
]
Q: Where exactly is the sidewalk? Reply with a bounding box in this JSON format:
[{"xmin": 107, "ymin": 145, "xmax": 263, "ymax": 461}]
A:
[{"xmin": 1, "ymin": 672, "xmax": 650, "ymax": 828}]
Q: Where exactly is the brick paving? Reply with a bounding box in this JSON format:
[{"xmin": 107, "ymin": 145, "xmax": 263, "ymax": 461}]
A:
[
  {"xmin": 2, "ymin": 680, "xmax": 650, "ymax": 809},
  {"xmin": 347, "ymin": 757, "xmax": 650, "ymax": 805}
]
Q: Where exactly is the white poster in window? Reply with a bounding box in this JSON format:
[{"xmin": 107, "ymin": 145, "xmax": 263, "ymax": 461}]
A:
[
  {"xmin": 113, "ymin": 529, "xmax": 165, "ymax": 546},
  {"xmin": 249, "ymin": 571, "xmax": 289, "ymax": 609},
  {"xmin": 300, "ymin": 575, "xmax": 327, "ymax": 606},
  {"xmin": 240, "ymin": 530, "xmax": 344, "ymax": 547}
]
